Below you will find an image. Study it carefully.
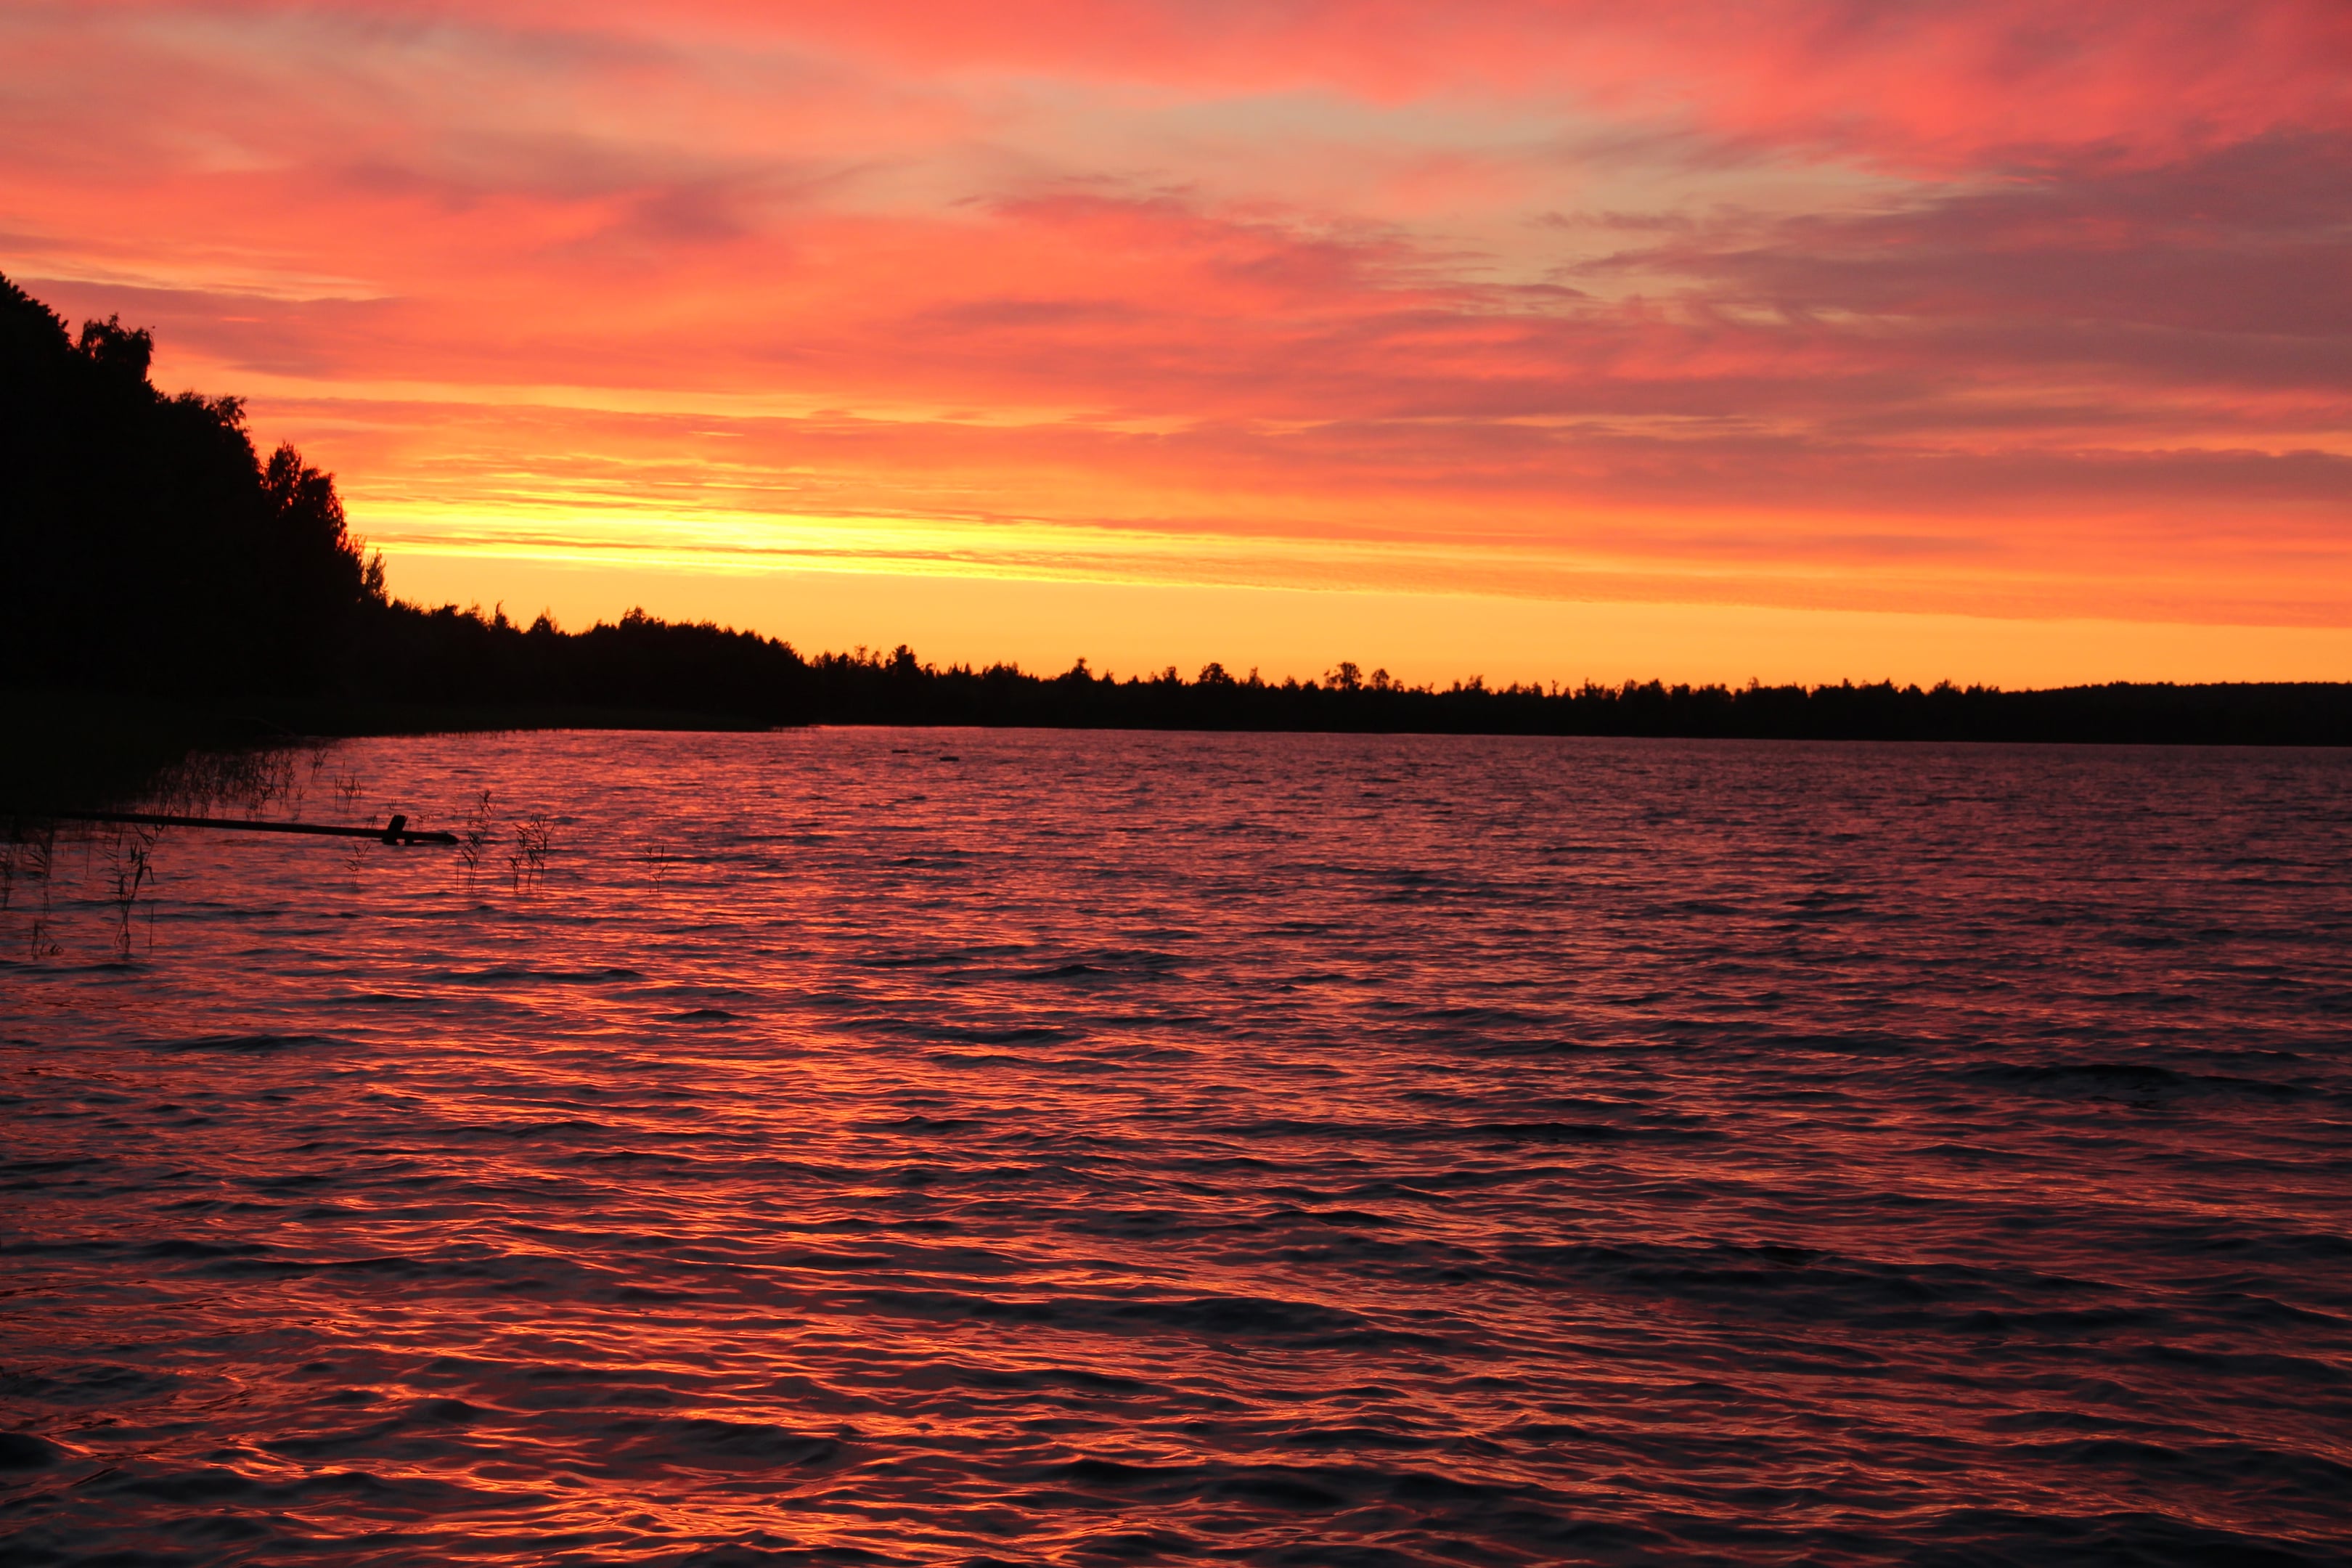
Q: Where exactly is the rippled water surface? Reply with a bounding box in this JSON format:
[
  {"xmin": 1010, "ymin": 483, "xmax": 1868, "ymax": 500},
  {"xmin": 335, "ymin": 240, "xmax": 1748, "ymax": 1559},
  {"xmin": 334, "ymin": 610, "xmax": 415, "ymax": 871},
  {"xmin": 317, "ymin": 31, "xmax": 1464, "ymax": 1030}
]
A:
[{"xmin": 4, "ymin": 729, "xmax": 2351, "ymax": 1566}]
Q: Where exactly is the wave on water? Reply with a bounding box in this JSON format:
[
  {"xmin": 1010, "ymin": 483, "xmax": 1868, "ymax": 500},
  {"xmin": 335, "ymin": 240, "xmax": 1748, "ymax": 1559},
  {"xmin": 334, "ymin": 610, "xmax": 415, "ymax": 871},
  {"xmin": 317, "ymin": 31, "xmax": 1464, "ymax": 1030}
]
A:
[{"xmin": 3, "ymin": 729, "xmax": 2349, "ymax": 1564}]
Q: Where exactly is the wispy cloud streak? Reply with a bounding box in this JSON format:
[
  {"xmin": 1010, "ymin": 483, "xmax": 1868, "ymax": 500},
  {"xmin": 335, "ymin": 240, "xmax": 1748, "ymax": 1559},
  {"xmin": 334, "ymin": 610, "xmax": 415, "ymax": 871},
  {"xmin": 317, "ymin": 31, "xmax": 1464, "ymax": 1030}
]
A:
[{"xmin": 4, "ymin": 0, "xmax": 2346, "ymax": 629}]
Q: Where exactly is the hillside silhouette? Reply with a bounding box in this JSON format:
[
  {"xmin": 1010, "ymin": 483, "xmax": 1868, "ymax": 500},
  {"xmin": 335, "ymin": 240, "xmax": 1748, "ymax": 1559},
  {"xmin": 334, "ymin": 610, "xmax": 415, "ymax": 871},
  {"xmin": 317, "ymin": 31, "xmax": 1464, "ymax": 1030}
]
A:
[{"xmin": 5, "ymin": 271, "xmax": 2348, "ymax": 748}]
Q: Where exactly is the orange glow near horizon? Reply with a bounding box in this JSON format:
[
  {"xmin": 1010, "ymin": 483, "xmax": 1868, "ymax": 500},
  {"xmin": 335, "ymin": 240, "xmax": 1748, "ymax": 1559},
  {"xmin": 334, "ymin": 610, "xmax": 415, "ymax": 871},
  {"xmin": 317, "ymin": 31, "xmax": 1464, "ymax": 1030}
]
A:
[{"xmin": 5, "ymin": 1, "xmax": 2348, "ymax": 683}]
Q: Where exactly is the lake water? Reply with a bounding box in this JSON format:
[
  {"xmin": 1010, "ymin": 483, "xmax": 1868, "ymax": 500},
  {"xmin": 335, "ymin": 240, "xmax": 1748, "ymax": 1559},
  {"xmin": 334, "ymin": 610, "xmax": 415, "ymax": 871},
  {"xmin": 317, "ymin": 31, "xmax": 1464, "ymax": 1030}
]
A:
[{"xmin": 3, "ymin": 728, "xmax": 2349, "ymax": 1566}]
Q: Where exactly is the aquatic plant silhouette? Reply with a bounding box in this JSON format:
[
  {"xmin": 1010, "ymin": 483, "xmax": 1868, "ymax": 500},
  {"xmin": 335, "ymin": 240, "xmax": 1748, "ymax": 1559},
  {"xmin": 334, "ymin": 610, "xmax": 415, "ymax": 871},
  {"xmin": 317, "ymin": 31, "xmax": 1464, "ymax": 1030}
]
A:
[
  {"xmin": 637, "ymin": 838, "xmax": 674, "ymax": 883},
  {"xmin": 14, "ymin": 822, "xmax": 59, "ymax": 958},
  {"xmin": 508, "ymin": 814, "xmax": 552, "ymax": 894},
  {"xmin": 104, "ymin": 824, "xmax": 157, "ymax": 960},
  {"xmin": 452, "ymin": 791, "xmax": 495, "ymax": 892},
  {"xmin": 137, "ymin": 743, "xmax": 337, "ymax": 825}
]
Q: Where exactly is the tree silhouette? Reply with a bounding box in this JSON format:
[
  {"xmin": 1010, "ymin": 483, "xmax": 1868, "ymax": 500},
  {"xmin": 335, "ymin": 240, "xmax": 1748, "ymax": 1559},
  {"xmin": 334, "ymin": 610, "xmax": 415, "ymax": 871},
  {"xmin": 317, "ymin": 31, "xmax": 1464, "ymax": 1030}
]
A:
[{"xmin": 1, "ymin": 273, "xmax": 380, "ymax": 697}]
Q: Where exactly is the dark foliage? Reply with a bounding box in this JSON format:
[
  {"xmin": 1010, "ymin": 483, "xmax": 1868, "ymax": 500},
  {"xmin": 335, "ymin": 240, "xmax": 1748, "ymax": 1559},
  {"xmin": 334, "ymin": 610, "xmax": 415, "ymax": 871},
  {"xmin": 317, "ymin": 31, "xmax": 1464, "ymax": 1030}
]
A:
[
  {"xmin": 338, "ymin": 611, "xmax": 2352, "ymax": 745},
  {"xmin": 7, "ymin": 273, "xmax": 2348, "ymax": 746},
  {"xmin": 1, "ymin": 272, "xmax": 381, "ymax": 695}
]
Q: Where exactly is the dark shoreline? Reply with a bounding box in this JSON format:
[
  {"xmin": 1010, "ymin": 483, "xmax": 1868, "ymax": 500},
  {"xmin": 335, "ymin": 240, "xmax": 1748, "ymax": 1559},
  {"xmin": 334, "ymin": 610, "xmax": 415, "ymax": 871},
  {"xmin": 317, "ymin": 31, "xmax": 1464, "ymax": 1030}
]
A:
[
  {"xmin": 1, "ymin": 690, "xmax": 765, "ymax": 814},
  {"xmin": 295, "ymin": 673, "xmax": 2352, "ymax": 748}
]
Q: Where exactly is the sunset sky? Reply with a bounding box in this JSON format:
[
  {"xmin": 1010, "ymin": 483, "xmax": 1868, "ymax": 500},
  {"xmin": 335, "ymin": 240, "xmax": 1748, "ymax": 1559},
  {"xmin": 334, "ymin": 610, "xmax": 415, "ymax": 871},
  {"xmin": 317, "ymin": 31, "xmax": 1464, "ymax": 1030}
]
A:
[{"xmin": 7, "ymin": 1, "xmax": 2349, "ymax": 684}]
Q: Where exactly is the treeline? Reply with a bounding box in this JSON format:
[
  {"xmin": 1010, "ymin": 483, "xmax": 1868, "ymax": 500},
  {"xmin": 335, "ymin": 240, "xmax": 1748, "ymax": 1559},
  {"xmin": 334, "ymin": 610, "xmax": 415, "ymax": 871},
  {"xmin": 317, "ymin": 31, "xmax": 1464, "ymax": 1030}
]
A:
[
  {"xmin": 341, "ymin": 608, "xmax": 2352, "ymax": 744},
  {"xmin": 7, "ymin": 271, "xmax": 2348, "ymax": 747}
]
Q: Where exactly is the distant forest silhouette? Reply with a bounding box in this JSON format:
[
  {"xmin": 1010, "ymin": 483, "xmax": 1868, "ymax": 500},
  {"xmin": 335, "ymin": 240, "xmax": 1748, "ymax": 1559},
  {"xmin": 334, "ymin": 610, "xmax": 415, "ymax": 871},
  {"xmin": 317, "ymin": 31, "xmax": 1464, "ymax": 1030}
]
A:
[{"xmin": 6, "ymin": 271, "xmax": 2348, "ymax": 747}]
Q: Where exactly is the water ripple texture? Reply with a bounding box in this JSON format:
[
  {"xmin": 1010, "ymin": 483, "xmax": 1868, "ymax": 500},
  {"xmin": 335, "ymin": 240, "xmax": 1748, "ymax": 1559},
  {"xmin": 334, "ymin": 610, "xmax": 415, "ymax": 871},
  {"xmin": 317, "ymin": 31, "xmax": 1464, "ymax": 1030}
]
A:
[{"xmin": 3, "ymin": 730, "xmax": 2349, "ymax": 1566}]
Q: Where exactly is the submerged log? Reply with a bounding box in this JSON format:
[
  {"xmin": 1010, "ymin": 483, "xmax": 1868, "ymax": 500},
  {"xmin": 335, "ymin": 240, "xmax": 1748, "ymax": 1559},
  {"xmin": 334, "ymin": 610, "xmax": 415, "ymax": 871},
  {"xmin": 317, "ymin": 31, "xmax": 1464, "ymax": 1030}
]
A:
[{"xmin": 48, "ymin": 809, "xmax": 460, "ymax": 845}]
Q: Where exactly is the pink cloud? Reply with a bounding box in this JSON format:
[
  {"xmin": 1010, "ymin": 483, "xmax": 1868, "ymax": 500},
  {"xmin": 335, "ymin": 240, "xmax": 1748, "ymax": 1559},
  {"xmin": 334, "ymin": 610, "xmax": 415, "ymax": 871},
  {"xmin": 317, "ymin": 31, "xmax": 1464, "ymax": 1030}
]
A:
[{"xmin": 4, "ymin": 0, "xmax": 2347, "ymax": 634}]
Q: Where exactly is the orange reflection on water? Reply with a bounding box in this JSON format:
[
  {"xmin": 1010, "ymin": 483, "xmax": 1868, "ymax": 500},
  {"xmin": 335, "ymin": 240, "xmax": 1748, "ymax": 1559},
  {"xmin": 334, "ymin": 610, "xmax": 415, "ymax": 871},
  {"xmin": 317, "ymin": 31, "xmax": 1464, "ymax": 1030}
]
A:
[{"xmin": 3, "ymin": 728, "xmax": 2350, "ymax": 1561}]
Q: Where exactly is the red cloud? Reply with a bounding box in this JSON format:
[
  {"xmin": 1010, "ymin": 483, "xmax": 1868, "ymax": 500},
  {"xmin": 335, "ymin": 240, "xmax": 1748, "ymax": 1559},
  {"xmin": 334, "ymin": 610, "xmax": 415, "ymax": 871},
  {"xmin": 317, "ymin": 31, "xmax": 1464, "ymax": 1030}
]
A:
[{"xmin": 7, "ymin": 0, "xmax": 2347, "ymax": 632}]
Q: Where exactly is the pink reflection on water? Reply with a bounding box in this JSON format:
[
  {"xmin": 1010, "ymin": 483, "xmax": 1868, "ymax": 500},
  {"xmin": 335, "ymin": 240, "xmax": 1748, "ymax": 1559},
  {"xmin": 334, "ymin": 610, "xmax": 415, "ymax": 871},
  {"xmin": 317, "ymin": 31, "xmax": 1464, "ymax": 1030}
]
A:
[{"xmin": 3, "ymin": 730, "xmax": 2350, "ymax": 1562}]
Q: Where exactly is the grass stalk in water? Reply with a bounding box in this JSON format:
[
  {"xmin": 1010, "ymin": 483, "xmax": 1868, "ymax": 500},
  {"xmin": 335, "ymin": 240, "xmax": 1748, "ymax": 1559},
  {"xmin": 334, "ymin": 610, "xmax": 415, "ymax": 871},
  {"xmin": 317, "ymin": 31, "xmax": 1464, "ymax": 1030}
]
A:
[
  {"xmin": 508, "ymin": 814, "xmax": 551, "ymax": 894},
  {"xmin": 456, "ymin": 791, "xmax": 494, "ymax": 893},
  {"xmin": 105, "ymin": 824, "xmax": 157, "ymax": 960}
]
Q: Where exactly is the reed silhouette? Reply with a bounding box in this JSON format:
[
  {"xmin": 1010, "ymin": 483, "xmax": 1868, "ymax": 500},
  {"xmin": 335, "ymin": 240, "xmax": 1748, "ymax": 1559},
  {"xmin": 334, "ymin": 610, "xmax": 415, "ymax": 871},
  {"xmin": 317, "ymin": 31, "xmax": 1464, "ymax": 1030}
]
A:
[{"xmin": 5, "ymin": 271, "xmax": 2348, "ymax": 751}]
